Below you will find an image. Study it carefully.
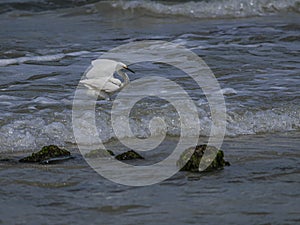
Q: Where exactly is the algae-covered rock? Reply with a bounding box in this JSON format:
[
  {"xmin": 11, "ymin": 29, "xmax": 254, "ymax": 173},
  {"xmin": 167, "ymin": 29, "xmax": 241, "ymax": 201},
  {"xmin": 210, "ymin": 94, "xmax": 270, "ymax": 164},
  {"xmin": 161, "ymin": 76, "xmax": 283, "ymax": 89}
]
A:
[
  {"xmin": 19, "ymin": 145, "xmax": 71, "ymax": 164},
  {"xmin": 177, "ymin": 145, "xmax": 230, "ymax": 172},
  {"xmin": 85, "ymin": 149, "xmax": 115, "ymax": 158},
  {"xmin": 115, "ymin": 150, "xmax": 144, "ymax": 160},
  {"xmin": 208, "ymin": 149, "xmax": 230, "ymax": 170}
]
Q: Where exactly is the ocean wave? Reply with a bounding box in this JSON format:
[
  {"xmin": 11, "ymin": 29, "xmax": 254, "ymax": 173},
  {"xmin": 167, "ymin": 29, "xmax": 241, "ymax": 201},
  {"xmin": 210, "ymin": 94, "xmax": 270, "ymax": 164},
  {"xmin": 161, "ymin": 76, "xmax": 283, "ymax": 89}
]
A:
[
  {"xmin": 226, "ymin": 108, "xmax": 300, "ymax": 136},
  {"xmin": 0, "ymin": 105, "xmax": 299, "ymax": 152},
  {"xmin": 0, "ymin": 0, "xmax": 100, "ymax": 14},
  {"xmin": 0, "ymin": 51, "xmax": 90, "ymax": 67},
  {"xmin": 109, "ymin": 0, "xmax": 300, "ymax": 19},
  {"xmin": 0, "ymin": 117, "xmax": 73, "ymax": 152},
  {"xmin": 1, "ymin": 0, "xmax": 299, "ymax": 18}
]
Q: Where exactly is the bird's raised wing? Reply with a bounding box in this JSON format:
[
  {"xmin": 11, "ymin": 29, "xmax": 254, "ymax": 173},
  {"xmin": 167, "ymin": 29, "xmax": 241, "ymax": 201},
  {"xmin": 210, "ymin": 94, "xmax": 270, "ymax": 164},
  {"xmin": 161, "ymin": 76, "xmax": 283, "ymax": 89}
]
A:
[{"xmin": 86, "ymin": 59, "xmax": 118, "ymax": 79}]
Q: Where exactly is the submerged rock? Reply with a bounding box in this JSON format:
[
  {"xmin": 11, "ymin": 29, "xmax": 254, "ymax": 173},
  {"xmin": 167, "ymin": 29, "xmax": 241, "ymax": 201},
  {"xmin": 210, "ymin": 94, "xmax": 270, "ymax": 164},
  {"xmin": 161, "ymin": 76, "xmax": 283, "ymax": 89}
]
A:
[
  {"xmin": 177, "ymin": 145, "xmax": 230, "ymax": 172},
  {"xmin": 19, "ymin": 145, "xmax": 72, "ymax": 164},
  {"xmin": 85, "ymin": 149, "xmax": 115, "ymax": 158},
  {"xmin": 0, "ymin": 155, "xmax": 23, "ymax": 164},
  {"xmin": 115, "ymin": 150, "xmax": 144, "ymax": 161},
  {"xmin": 0, "ymin": 158, "xmax": 13, "ymax": 162}
]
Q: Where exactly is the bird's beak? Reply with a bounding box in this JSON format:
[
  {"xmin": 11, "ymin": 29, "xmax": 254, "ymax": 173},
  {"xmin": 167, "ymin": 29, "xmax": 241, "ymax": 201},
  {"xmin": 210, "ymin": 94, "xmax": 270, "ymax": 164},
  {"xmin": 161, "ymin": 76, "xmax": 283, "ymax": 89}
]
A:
[{"xmin": 124, "ymin": 66, "xmax": 135, "ymax": 73}]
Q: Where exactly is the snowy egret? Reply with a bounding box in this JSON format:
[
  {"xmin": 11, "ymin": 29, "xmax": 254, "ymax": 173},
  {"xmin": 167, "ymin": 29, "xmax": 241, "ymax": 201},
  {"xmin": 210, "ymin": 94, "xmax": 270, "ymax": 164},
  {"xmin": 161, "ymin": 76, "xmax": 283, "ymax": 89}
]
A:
[{"xmin": 80, "ymin": 59, "xmax": 134, "ymax": 99}]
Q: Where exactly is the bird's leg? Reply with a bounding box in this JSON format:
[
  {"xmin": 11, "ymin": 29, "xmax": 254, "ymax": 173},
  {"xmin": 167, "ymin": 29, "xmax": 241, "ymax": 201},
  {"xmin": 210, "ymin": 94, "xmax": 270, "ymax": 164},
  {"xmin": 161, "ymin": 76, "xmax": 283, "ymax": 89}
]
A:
[{"xmin": 98, "ymin": 91, "xmax": 111, "ymax": 101}]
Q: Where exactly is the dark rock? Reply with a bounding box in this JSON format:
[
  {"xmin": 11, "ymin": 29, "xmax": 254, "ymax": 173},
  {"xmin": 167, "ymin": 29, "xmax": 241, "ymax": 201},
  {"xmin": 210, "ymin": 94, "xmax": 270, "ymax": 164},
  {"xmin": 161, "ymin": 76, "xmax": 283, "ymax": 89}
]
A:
[
  {"xmin": 19, "ymin": 145, "xmax": 71, "ymax": 163},
  {"xmin": 115, "ymin": 150, "xmax": 144, "ymax": 161},
  {"xmin": 0, "ymin": 158, "xmax": 11, "ymax": 162},
  {"xmin": 85, "ymin": 149, "xmax": 115, "ymax": 158},
  {"xmin": 177, "ymin": 145, "xmax": 230, "ymax": 172}
]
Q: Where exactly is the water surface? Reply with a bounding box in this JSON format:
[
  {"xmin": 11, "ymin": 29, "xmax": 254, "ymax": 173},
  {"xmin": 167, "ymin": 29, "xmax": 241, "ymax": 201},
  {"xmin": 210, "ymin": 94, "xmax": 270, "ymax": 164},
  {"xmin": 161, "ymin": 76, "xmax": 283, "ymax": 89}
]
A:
[{"xmin": 0, "ymin": 0, "xmax": 299, "ymax": 224}]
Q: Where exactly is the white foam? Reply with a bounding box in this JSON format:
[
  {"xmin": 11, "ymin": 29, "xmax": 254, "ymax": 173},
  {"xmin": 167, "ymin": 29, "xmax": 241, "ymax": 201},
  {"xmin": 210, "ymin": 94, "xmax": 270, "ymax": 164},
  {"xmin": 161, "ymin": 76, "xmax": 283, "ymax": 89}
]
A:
[
  {"xmin": 226, "ymin": 109, "xmax": 300, "ymax": 136},
  {"xmin": 0, "ymin": 105, "xmax": 299, "ymax": 152},
  {"xmin": 0, "ymin": 118, "xmax": 73, "ymax": 152},
  {"xmin": 220, "ymin": 88, "xmax": 238, "ymax": 95},
  {"xmin": 0, "ymin": 51, "xmax": 90, "ymax": 67},
  {"xmin": 110, "ymin": 0, "xmax": 300, "ymax": 19}
]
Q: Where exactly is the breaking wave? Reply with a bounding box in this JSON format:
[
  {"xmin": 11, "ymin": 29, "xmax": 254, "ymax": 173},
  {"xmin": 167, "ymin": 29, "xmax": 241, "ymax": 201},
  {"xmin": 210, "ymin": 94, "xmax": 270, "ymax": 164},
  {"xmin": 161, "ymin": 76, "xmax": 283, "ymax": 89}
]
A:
[
  {"xmin": 0, "ymin": 102, "xmax": 299, "ymax": 152},
  {"xmin": 109, "ymin": 0, "xmax": 300, "ymax": 19},
  {"xmin": 1, "ymin": 0, "xmax": 299, "ymax": 19},
  {"xmin": 0, "ymin": 51, "xmax": 90, "ymax": 67}
]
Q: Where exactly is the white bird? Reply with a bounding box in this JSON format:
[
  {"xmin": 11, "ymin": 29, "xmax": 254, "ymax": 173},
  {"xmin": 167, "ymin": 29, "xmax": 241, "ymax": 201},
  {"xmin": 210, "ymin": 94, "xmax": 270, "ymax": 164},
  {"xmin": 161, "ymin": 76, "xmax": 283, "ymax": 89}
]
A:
[{"xmin": 80, "ymin": 59, "xmax": 135, "ymax": 99}]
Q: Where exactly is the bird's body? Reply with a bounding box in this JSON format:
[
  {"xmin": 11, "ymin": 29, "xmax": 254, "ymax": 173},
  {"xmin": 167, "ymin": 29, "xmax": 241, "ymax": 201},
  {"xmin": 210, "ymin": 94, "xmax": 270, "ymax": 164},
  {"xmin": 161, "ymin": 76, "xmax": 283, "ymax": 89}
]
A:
[{"xmin": 80, "ymin": 59, "xmax": 134, "ymax": 99}]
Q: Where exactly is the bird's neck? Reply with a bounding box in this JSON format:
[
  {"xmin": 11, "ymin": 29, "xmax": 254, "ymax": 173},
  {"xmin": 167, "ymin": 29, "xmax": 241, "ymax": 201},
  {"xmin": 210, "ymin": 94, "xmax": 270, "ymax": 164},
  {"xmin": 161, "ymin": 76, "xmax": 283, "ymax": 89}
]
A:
[{"xmin": 118, "ymin": 71, "xmax": 130, "ymax": 85}]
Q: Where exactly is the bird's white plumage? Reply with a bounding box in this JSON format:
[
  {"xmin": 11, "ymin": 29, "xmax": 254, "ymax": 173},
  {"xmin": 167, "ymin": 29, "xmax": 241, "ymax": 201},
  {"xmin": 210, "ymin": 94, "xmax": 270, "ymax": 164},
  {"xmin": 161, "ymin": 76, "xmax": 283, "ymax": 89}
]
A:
[
  {"xmin": 86, "ymin": 59, "xmax": 118, "ymax": 79},
  {"xmin": 80, "ymin": 78, "xmax": 120, "ymax": 92},
  {"xmin": 80, "ymin": 59, "xmax": 132, "ymax": 98}
]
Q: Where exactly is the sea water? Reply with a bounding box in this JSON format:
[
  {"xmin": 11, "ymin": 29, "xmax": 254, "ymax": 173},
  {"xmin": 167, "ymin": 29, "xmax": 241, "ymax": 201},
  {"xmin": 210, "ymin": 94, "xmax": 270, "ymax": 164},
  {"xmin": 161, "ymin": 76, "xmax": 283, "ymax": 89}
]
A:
[{"xmin": 0, "ymin": 0, "xmax": 299, "ymax": 224}]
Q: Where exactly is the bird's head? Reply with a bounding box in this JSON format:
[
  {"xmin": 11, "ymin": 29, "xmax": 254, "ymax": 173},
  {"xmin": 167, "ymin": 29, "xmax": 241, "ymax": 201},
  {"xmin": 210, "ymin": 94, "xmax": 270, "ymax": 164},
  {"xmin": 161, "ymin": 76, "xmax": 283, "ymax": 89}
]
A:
[{"xmin": 116, "ymin": 62, "xmax": 135, "ymax": 74}]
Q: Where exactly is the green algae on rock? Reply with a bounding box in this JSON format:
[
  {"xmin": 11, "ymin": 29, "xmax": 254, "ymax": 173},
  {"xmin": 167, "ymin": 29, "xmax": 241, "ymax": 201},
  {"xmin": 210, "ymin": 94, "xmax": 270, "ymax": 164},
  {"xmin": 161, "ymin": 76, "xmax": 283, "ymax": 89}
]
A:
[
  {"xmin": 19, "ymin": 145, "xmax": 72, "ymax": 164},
  {"xmin": 85, "ymin": 149, "xmax": 115, "ymax": 158},
  {"xmin": 115, "ymin": 150, "xmax": 144, "ymax": 161},
  {"xmin": 177, "ymin": 145, "xmax": 230, "ymax": 172}
]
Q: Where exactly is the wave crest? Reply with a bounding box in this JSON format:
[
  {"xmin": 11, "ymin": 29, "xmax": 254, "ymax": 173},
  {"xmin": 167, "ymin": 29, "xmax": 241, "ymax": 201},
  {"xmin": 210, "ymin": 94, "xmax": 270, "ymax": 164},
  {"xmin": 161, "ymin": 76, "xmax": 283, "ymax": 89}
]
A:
[
  {"xmin": 110, "ymin": 0, "xmax": 300, "ymax": 19},
  {"xmin": 2, "ymin": 0, "xmax": 299, "ymax": 18},
  {"xmin": 0, "ymin": 105, "xmax": 299, "ymax": 152}
]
